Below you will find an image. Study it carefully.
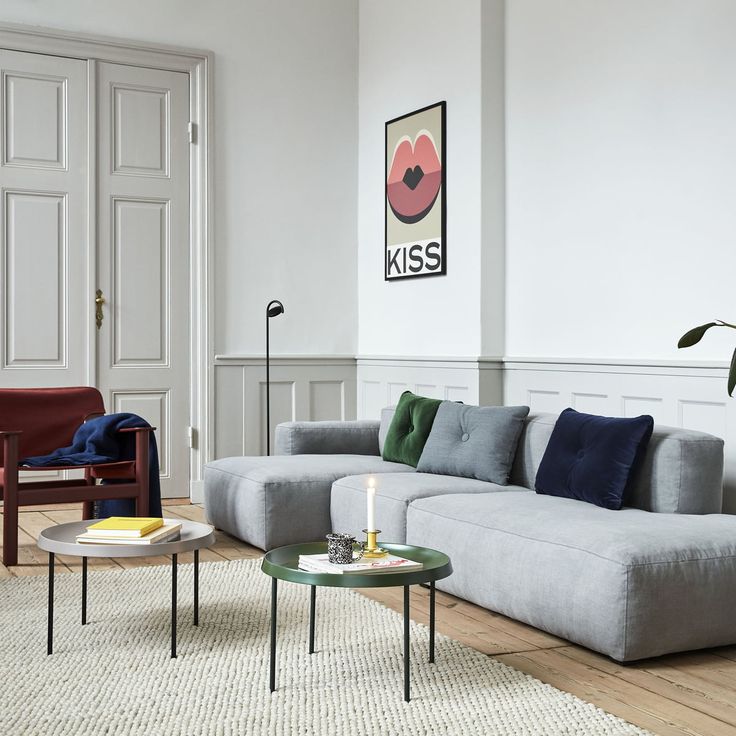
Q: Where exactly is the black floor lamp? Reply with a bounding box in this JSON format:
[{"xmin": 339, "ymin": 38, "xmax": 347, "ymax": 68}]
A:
[{"xmin": 265, "ymin": 299, "xmax": 284, "ymax": 455}]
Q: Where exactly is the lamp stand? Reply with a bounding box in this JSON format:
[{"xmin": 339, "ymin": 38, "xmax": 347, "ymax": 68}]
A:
[{"xmin": 266, "ymin": 311, "xmax": 271, "ymax": 456}]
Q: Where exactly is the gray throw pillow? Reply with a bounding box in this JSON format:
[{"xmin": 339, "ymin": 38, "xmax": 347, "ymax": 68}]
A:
[{"xmin": 417, "ymin": 403, "xmax": 530, "ymax": 484}]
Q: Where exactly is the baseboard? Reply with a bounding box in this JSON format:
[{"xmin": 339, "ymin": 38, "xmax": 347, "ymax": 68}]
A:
[{"xmin": 190, "ymin": 479, "xmax": 204, "ymax": 504}]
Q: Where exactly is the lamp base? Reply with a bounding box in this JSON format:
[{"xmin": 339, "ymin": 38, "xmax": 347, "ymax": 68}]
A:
[{"xmin": 362, "ymin": 529, "xmax": 389, "ymax": 558}]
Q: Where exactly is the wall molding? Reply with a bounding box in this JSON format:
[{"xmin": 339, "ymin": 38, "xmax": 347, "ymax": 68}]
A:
[
  {"xmin": 505, "ymin": 356, "xmax": 730, "ymax": 375},
  {"xmin": 212, "ymin": 356, "xmax": 357, "ymax": 460},
  {"xmin": 212, "ymin": 352, "xmax": 734, "ymax": 512},
  {"xmin": 504, "ymin": 357, "xmax": 736, "ymax": 513}
]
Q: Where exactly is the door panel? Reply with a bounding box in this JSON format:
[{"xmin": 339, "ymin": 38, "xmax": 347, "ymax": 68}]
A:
[
  {"xmin": 4, "ymin": 71, "xmax": 67, "ymax": 168},
  {"xmin": 4, "ymin": 190, "xmax": 66, "ymax": 365},
  {"xmin": 97, "ymin": 62, "xmax": 190, "ymax": 498},
  {"xmin": 113, "ymin": 85, "xmax": 170, "ymax": 176},
  {"xmin": 0, "ymin": 49, "xmax": 87, "ymax": 387},
  {"xmin": 112, "ymin": 196, "xmax": 169, "ymax": 365}
]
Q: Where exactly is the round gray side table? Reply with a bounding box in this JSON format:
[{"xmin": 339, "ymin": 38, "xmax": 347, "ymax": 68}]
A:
[{"xmin": 37, "ymin": 519, "xmax": 215, "ymax": 658}]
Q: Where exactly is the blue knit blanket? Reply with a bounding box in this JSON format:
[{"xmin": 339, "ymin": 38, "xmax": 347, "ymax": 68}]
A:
[{"xmin": 21, "ymin": 412, "xmax": 162, "ymax": 518}]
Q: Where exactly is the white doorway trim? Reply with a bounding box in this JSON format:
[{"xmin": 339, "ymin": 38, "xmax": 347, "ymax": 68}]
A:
[{"xmin": 0, "ymin": 22, "xmax": 214, "ymax": 500}]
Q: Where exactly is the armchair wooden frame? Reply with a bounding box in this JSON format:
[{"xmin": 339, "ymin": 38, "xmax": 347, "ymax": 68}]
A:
[{"xmin": 0, "ymin": 387, "xmax": 154, "ymax": 567}]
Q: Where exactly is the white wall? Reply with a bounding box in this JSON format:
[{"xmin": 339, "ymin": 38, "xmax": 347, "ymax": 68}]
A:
[
  {"xmin": 506, "ymin": 0, "xmax": 736, "ymax": 362},
  {"xmin": 1, "ymin": 0, "xmax": 358, "ymax": 357},
  {"xmin": 358, "ymin": 0, "xmax": 483, "ymax": 358}
]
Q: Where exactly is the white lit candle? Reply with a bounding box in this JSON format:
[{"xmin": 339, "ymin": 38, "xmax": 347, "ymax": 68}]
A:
[{"xmin": 367, "ymin": 476, "xmax": 376, "ymax": 532}]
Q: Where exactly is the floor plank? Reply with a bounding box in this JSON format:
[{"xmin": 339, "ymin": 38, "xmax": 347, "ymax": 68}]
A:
[{"xmin": 1, "ymin": 501, "xmax": 733, "ymax": 736}]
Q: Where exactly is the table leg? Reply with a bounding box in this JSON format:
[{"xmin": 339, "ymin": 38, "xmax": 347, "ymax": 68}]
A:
[
  {"xmin": 193, "ymin": 549, "xmax": 199, "ymax": 627},
  {"xmin": 82, "ymin": 556, "xmax": 88, "ymax": 625},
  {"xmin": 308, "ymin": 584, "xmax": 316, "ymax": 654},
  {"xmin": 270, "ymin": 577, "xmax": 278, "ymax": 692},
  {"xmin": 429, "ymin": 581, "xmax": 435, "ymax": 664},
  {"xmin": 47, "ymin": 552, "xmax": 54, "ymax": 656},
  {"xmin": 404, "ymin": 584, "xmax": 410, "ymax": 703},
  {"xmin": 171, "ymin": 553, "xmax": 178, "ymax": 659}
]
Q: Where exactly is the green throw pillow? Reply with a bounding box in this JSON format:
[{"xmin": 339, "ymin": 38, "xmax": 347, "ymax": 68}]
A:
[{"xmin": 382, "ymin": 391, "xmax": 442, "ymax": 467}]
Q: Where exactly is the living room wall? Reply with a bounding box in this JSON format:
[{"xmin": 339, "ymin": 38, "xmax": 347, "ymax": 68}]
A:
[
  {"xmin": 356, "ymin": 0, "xmax": 507, "ymax": 416},
  {"xmin": 505, "ymin": 0, "xmax": 736, "ymax": 363},
  {"xmin": 357, "ymin": 0, "xmax": 484, "ymax": 359},
  {"xmin": 1, "ymin": 0, "xmax": 359, "ymax": 358},
  {"xmin": 503, "ymin": 0, "xmax": 736, "ymax": 509}
]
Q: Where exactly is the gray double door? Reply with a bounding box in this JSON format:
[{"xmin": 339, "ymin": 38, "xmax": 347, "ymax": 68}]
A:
[{"xmin": 0, "ymin": 48, "xmax": 190, "ymax": 497}]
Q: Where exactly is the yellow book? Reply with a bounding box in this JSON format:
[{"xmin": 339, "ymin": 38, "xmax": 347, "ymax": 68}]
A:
[{"xmin": 86, "ymin": 517, "xmax": 163, "ymax": 538}]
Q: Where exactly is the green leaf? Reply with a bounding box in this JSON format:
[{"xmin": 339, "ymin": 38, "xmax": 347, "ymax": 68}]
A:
[
  {"xmin": 729, "ymin": 347, "xmax": 736, "ymax": 397},
  {"xmin": 678, "ymin": 322, "xmax": 719, "ymax": 348}
]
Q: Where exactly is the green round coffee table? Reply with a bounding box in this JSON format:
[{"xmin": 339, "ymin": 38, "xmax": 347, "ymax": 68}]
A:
[{"xmin": 261, "ymin": 542, "xmax": 452, "ymax": 702}]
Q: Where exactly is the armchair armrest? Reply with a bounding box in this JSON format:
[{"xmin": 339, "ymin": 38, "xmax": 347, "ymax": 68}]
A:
[
  {"xmin": 117, "ymin": 426, "xmax": 157, "ymax": 433},
  {"xmin": 275, "ymin": 420, "xmax": 380, "ymax": 456},
  {"xmin": 0, "ymin": 430, "xmax": 22, "ymax": 436}
]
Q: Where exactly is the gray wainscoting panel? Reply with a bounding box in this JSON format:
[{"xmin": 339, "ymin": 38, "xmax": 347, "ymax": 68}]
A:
[
  {"xmin": 356, "ymin": 356, "xmax": 504, "ymax": 419},
  {"xmin": 213, "ymin": 356, "xmax": 357, "ymax": 458},
  {"xmin": 504, "ymin": 359, "xmax": 736, "ymax": 513}
]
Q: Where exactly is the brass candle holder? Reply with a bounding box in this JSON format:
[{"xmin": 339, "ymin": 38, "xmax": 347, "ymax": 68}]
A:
[{"xmin": 362, "ymin": 529, "xmax": 388, "ymax": 558}]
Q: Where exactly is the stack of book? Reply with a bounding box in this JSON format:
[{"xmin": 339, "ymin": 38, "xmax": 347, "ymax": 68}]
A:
[
  {"xmin": 75, "ymin": 517, "xmax": 182, "ymax": 545},
  {"xmin": 298, "ymin": 553, "xmax": 423, "ymax": 575}
]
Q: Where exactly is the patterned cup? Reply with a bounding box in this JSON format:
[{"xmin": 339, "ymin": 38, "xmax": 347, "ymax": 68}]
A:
[{"xmin": 326, "ymin": 533, "xmax": 365, "ymax": 565}]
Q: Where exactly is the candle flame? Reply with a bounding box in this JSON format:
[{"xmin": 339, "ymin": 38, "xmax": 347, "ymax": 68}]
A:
[{"xmin": 367, "ymin": 476, "xmax": 375, "ymax": 489}]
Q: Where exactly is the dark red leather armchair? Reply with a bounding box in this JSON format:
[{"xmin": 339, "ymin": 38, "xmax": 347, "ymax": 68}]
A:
[{"xmin": 0, "ymin": 387, "xmax": 153, "ymax": 566}]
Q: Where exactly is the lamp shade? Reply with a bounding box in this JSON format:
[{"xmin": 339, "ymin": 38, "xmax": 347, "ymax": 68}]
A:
[{"xmin": 267, "ymin": 300, "xmax": 284, "ymax": 318}]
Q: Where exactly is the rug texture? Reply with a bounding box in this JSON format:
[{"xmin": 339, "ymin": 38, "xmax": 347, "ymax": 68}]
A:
[{"xmin": 0, "ymin": 558, "xmax": 647, "ymax": 736}]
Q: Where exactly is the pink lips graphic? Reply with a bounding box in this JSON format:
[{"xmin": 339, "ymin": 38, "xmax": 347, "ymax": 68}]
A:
[{"xmin": 387, "ymin": 132, "xmax": 442, "ymax": 224}]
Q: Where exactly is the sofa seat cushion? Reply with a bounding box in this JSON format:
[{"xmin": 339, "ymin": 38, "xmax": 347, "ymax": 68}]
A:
[
  {"xmin": 406, "ymin": 492, "xmax": 736, "ymax": 661},
  {"xmin": 331, "ymin": 472, "xmax": 528, "ymax": 544},
  {"xmin": 204, "ymin": 455, "xmax": 413, "ymax": 550},
  {"xmin": 511, "ymin": 414, "xmax": 724, "ymax": 514}
]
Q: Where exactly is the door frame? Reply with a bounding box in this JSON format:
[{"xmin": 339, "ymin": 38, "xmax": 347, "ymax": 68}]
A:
[{"xmin": 0, "ymin": 22, "xmax": 214, "ymax": 500}]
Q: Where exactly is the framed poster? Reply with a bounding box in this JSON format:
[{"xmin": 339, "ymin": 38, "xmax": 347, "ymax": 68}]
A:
[{"xmin": 385, "ymin": 101, "xmax": 446, "ymax": 281}]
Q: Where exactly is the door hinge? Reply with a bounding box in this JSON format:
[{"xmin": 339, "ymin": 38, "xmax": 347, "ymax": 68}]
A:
[
  {"xmin": 187, "ymin": 426, "xmax": 197, "ymax": 448},
  {"xmin": 188, "ymin": 121, "xmax": 196, "ymax": 144}
]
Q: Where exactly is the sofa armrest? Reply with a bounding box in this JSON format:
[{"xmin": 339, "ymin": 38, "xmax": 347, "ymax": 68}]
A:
[{"xmin": 274, "ymin": 420, "xmax": 380, "ymax": 456}]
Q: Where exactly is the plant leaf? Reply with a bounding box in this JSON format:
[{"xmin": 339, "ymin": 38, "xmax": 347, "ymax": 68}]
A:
[
  {"xmin": 729, "ymin": 347, "xmax": 736, "ymax": 397},
  {"xmin": 678, "ymin": 322, "xmax": 719, "ymax": 348}
]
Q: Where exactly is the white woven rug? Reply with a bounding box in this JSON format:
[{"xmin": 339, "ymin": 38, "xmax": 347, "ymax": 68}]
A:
[{"xmin": 0, "ymin": 558, "xmax": 646, "ymax": 736}]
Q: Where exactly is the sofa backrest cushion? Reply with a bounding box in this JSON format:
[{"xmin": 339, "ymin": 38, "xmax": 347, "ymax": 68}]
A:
[
  {"xmin": 381, "ymin": 391, "xmax": 442, "ymax": 467},
  {"xmin": 417, "ymin": 402, "xmax": 530, "ymax": 484},
  {"xmin": 510, "ymin": 413, "xmax": 724, "ymax": 514},
  {"xmin": 378, "ymin": 406, "xmax": 396, "ymax": 456}
]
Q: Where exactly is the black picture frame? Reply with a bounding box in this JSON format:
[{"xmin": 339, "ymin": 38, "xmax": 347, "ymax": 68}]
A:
[{"xmin": 385, "ymin": 101, "xmax": 446, "ymax": 281}]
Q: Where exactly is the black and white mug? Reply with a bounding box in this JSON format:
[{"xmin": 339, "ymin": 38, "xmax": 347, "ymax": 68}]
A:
[{"xmin": 326, "ymin": 533, "xmax": 364, "ymax": 565}]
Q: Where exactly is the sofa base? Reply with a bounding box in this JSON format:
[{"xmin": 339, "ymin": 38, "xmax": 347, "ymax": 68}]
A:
[
  {"xmin": 407, "ymin": 492, "xmax": 736, "ymax": 661},
  {"xmin": 203, "ymin": 454, "xmax": 412, "ymax": 550}
]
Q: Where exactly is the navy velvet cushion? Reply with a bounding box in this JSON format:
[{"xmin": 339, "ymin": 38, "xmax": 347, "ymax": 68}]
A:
[{"xmin": 535, "ymin": 408, "xmax": 654, "ymax": 510}]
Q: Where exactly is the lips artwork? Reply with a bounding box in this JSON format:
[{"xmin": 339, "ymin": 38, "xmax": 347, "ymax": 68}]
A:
[
  {"xmin": 386, "ymin": 131, "xmax": 442, "ymax": 224},
  {"xmin": 385, "ymin": 101, "xmax": 446, "ymax": 281}
]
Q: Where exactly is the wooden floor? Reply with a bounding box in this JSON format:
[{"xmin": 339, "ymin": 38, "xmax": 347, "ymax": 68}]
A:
[{"xmin": 3, "ymin": 502, "xmax": 736, "ymax": 736}]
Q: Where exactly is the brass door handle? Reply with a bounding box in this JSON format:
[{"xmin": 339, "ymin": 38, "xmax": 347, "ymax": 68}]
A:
[{"xmin": 95, "ymin": 289, "xmax": 105, "ymax": 330}]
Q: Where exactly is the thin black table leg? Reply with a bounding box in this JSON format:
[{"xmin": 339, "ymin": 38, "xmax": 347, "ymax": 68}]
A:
[
  {"xmin": 193, "ymin": 549, "xmax": 199, "ymax": 626},
  {"xmin": 404, "ymin": 584, "xmax": 410, "ymax": 703},
  {"xmin": 171, "ymin": 553, "xmax": 177, "ymax": 659},
  {"xmin": 47, "ymin": 552, "xmax": 54, "ymax": 655},
  {"xmin": 429, "ymin": 581, "xmax": 435, "ymax": 664},
  {"xmin": 308, "ymin": 585, "xmax": 316, "ymax": 654},
  {"xmin": 82, "ymin": 556, "xmax": 88, "ymax": 625},
  {"xmin": 270, "ymin": 577, "xmax": 278, "ymax": 692}
]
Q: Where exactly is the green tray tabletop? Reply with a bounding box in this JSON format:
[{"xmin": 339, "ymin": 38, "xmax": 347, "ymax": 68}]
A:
[{"xmin": 261, "ymin": 542, "xmax": 452, "ymax": 588}]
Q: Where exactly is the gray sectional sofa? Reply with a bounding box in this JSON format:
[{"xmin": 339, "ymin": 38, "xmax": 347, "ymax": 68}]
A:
[{"xmin": 204, "ymin": 408, "xmax": 736, "ymax": 662}]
